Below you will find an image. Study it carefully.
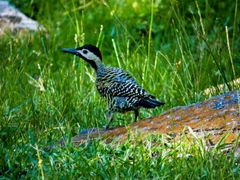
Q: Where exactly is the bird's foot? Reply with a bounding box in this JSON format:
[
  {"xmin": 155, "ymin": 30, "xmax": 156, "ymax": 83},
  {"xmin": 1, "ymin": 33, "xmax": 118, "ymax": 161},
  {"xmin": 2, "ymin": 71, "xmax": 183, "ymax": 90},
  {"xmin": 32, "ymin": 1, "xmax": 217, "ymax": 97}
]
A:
[{"xmin": 104, "ymin": 125, "xmax": 110, "ymax": 130}]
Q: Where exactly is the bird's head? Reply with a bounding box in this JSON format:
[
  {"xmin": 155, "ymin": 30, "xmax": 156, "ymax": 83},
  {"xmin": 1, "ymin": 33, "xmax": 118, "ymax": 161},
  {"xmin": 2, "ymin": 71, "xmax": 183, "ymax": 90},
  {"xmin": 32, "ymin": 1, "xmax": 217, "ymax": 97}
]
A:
[
  {"xmin": 62, "ymin": 44, "xmax": 102, "ymax": 70},
  {"xmin": 62, "ymin": 44, "xmax": 102, "ymax": 61}
]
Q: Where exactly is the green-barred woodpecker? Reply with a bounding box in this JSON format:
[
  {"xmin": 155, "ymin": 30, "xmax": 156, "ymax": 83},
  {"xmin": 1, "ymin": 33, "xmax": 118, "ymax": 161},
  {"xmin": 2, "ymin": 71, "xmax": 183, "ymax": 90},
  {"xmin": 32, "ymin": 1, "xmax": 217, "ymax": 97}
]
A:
[{"xmin": 62, "ymin": 44, "xmax": 164, "ymax": 129}]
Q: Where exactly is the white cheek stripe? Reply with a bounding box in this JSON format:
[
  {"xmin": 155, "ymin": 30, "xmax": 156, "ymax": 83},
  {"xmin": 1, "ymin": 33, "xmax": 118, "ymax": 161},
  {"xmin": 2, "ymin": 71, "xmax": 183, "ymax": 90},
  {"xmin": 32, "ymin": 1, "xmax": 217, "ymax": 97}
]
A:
[
  {"xmin": 78, "ymin": 50, "xmax": 100, "ymax": 61},
  {"xmin": 88, "ymin": 52, "xmax": 99, "ymax": 60}
]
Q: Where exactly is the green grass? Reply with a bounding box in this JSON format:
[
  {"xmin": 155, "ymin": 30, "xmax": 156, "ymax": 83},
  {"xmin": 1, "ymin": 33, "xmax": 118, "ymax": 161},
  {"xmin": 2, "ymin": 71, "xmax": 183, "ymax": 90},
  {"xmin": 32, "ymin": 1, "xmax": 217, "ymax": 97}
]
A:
[{"xmin": 1, "ymin": 0, "xmax": 240, "ymax": 178}]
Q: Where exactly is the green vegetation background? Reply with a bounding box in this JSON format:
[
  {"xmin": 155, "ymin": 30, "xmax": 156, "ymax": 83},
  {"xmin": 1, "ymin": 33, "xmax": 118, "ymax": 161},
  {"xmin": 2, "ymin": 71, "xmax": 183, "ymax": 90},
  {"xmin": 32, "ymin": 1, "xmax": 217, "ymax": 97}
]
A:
[{"xmin": 0, "ymin": 0, "xmax": 239, "ymax": 178}]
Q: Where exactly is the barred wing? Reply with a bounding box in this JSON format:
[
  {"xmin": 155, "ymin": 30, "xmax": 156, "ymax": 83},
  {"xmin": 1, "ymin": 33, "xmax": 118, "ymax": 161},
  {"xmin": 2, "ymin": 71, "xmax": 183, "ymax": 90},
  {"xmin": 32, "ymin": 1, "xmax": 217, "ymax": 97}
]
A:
[{"xmin": 97, "ymin": 67, "xmax": 152, "ymax": 98}]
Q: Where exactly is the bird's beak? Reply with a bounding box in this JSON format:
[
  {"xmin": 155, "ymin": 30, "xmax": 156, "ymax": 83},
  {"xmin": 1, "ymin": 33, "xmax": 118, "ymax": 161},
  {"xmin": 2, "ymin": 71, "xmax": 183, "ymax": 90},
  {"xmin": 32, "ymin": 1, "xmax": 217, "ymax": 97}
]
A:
[{"xmin": 62, "ymin": 48, "xmax": 79, "ymax": 56}]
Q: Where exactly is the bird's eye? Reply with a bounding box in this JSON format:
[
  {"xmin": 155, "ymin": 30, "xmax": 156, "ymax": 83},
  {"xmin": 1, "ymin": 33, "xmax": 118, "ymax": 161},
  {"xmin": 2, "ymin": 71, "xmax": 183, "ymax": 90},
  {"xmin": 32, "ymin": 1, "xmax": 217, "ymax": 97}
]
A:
[{"xmin": 82, "ymin": 50, "xmax": 88, "ymax": 54}]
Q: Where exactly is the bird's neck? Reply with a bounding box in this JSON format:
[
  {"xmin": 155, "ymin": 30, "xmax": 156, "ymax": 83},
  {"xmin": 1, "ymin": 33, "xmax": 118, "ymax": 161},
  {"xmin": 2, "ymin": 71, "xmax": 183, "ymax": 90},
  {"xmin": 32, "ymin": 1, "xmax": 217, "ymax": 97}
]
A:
[{"xmin": 86, "ymin": 59, "xmax": 105, "ymax": 71}]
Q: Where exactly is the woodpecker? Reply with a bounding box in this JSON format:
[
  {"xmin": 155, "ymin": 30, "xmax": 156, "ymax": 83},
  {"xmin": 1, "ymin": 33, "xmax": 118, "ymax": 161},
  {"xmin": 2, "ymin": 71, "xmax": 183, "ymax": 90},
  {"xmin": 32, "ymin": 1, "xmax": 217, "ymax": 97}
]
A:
[{"xmin": 62, "ymin": 44, "xmax": 164, "ymax": 129}]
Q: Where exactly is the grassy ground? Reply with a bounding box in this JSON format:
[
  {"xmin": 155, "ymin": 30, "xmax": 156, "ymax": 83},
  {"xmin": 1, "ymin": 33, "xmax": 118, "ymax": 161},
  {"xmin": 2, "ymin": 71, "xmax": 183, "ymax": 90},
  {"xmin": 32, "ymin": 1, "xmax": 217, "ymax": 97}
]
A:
[{"xmin": 0, "ymin": 0, "xmax": 239, "ymax": 178}]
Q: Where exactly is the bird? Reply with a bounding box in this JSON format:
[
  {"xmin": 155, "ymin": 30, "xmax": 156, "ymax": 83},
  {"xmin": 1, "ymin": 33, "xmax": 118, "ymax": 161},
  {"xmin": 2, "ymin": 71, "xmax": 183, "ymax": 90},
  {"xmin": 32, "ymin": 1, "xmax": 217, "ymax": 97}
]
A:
[{"xmin": 62, "ymin": 44, "xmax": 165, "ymax": 129}]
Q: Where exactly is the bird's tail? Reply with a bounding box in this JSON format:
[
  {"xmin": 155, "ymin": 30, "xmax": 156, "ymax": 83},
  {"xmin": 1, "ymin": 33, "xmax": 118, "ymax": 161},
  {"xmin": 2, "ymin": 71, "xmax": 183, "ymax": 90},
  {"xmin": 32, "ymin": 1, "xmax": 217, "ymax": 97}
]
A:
[{"xmin": 138, "ymin": 96, "xmax": 165, "ymax": 108}]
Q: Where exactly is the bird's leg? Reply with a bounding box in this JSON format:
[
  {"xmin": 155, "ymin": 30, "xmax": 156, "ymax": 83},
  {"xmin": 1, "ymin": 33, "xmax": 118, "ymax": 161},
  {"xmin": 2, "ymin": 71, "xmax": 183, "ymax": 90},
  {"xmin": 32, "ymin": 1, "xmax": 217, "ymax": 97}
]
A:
[
  {"xmin": 134, "ymin": 109, "xmax": 139, "ymax": 122},
  {"xmin": 105, "ymin": 110, "xmax": 113, "ymax": 129}
]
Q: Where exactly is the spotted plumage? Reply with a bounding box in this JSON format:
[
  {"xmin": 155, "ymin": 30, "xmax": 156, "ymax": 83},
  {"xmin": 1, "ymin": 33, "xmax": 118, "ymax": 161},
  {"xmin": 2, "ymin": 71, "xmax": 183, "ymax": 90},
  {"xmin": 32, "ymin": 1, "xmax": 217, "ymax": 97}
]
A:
[{"xmin": 62, "ymin": 44, "xmax": 165, "ymax": 128}]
